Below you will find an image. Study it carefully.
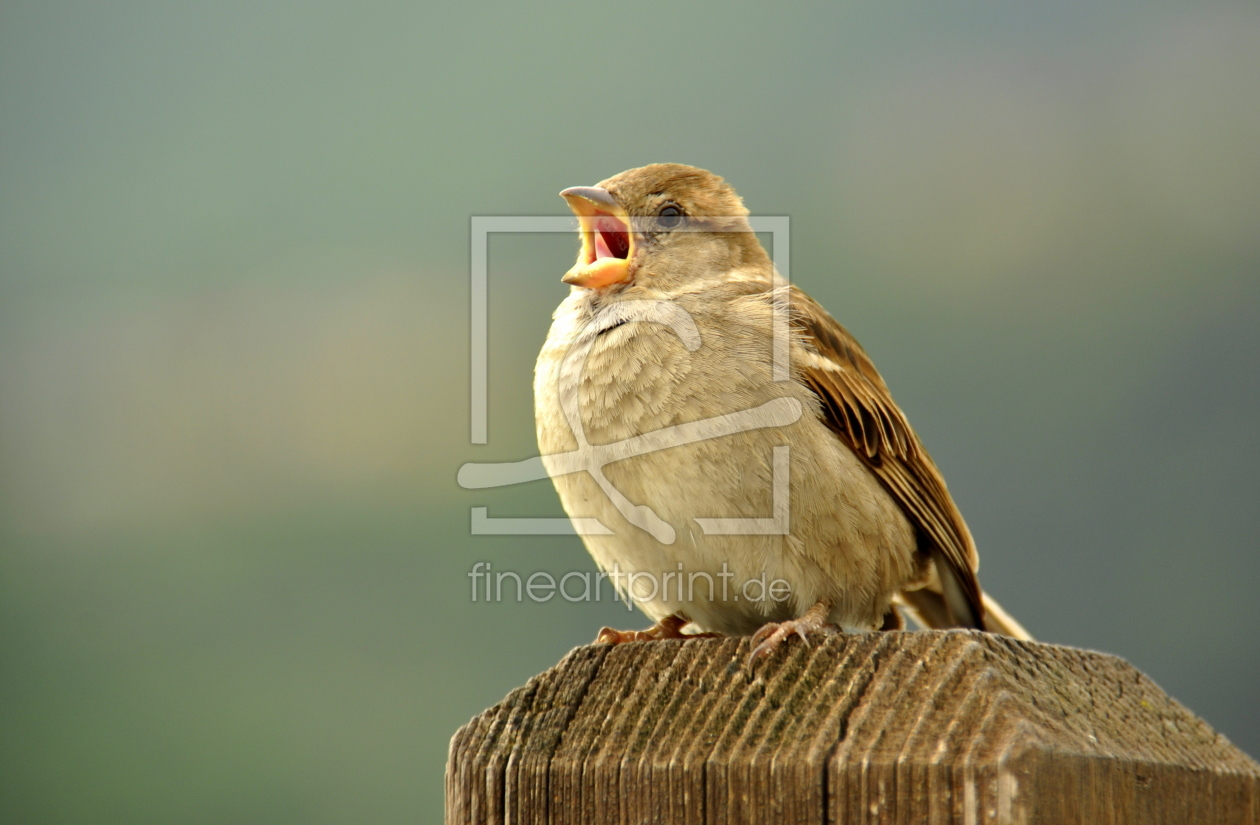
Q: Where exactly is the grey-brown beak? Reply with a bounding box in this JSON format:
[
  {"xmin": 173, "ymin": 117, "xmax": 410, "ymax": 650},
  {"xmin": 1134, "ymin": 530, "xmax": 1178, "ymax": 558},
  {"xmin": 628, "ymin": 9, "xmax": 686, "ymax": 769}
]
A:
[{"xmin": 559, "ymin": 186, "xmax": 619, "ymax": 210}]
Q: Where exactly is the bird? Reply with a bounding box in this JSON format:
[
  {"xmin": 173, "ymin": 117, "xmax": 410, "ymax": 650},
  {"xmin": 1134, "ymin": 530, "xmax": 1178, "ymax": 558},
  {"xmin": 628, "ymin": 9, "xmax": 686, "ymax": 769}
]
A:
[{"xmin": 533, "ymin": 163, "xmax": 1030, "ymax": 660}]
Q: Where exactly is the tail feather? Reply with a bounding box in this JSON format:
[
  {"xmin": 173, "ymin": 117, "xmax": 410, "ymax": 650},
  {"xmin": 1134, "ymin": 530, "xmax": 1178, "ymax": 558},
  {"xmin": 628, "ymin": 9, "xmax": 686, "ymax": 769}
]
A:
[
  {"xmin": 895, "ymin": 588, "xmax": 953, "ymax": 631},
  {"xmin": 980, "ymin": 591, "xmax": 1033, "ymax": 640},
  {"xmin": 894, "ymin": 588, "xmax": 1033, "ymax": 641}
]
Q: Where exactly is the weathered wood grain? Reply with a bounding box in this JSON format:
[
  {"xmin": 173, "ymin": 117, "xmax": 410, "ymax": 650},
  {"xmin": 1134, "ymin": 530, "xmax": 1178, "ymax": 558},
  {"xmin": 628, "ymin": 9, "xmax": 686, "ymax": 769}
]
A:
[{"xmin": 446, "ymin": 631, "xmax": 1259, "ymax": 824}]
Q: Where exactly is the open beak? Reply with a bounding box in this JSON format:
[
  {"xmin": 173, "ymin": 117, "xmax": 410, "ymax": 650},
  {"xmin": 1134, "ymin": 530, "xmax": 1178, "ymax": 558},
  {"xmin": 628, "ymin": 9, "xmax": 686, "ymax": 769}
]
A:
[{"xmin": 559, "ymin": 186, "xmax": 634, "ymax": 289}]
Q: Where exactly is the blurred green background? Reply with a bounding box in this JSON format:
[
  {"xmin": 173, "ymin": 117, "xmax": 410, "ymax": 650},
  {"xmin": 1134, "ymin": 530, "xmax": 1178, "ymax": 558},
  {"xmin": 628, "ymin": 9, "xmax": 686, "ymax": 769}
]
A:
[{"xmin": 2, "ymin": 1, "xmax": 1258, "ymax": 822}]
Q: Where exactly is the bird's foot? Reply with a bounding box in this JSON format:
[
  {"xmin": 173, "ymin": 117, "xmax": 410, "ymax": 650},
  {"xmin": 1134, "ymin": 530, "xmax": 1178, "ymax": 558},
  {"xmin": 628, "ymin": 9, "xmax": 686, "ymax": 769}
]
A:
[
  {"xmin": 748, "ymin": 601, "xmax": 839, "ymax": 666},
  {"xmin": 595, "ymin": 612, "xmax": 721, "ymax": 645}
]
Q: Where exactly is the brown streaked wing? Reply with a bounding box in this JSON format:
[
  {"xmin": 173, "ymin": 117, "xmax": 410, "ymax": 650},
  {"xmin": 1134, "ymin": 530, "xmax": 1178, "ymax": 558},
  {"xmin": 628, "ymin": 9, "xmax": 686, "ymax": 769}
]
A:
[{"xmin": 788, "ymin": 286, "xmax": 984, "ymax": 627}]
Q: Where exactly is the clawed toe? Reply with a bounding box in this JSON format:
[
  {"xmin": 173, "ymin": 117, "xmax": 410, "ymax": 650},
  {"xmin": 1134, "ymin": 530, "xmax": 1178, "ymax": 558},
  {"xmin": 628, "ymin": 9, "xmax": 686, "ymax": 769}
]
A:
[
  {"xmin": 747, "ymin": 608, "xmax": 840, "ymax": 669},
  {"xmin": 595, "ymin": 626, "xmax": 652, "ymax": 644},
  {"xmin": 594, "ymin": 613, "xmax": 722, "ymax": 645}
]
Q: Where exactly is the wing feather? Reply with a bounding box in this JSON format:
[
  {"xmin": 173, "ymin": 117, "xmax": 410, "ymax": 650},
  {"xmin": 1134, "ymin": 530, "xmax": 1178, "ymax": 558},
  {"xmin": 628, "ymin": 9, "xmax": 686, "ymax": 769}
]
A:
[{"xmin": 789, "ymin": 287, "xmax": 984, "ymax": 627}]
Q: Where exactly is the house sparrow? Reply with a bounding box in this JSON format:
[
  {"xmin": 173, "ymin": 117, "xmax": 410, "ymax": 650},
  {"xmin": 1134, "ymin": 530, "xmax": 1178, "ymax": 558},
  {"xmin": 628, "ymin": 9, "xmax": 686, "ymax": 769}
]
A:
[{"xmin": 534, "ymin": 163, "xmax": 1030, "ymax": 659}]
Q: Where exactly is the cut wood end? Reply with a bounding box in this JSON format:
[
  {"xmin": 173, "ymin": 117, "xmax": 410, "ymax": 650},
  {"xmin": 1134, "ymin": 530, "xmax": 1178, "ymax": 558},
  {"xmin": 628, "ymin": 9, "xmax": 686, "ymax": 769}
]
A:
[{"xmin": 447, "ymin": 631, "xmax": 1260, "ymax": 825}]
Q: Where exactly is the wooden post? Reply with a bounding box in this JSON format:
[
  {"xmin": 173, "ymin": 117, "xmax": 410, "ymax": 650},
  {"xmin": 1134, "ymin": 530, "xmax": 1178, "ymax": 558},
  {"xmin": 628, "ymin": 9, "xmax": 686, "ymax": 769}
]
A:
[{"xmin": 446, "ymin": 631, "xmax": 1259, "ymax": 824}]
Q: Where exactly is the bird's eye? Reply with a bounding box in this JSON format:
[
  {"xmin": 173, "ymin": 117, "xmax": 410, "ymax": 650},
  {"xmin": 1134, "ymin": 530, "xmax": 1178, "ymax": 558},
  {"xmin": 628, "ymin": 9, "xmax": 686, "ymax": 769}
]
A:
[{"xmin": 658, "ymin": 204, "xmax": 683, "ymax": 229}]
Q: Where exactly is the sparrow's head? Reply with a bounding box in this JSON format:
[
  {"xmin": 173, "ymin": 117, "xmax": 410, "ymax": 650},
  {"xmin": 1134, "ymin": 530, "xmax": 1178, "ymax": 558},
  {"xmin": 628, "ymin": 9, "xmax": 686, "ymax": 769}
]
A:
[{"xmin": 559, "ymin": 163, "xmax": 770, "ymax": 291}]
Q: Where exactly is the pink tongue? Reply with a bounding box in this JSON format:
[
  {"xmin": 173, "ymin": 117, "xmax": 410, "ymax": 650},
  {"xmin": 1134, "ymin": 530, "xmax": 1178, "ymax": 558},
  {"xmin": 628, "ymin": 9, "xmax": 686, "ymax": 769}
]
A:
[{"xmin": 594, "ymin": 228, "xmax": 615, "ymax": 259}]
